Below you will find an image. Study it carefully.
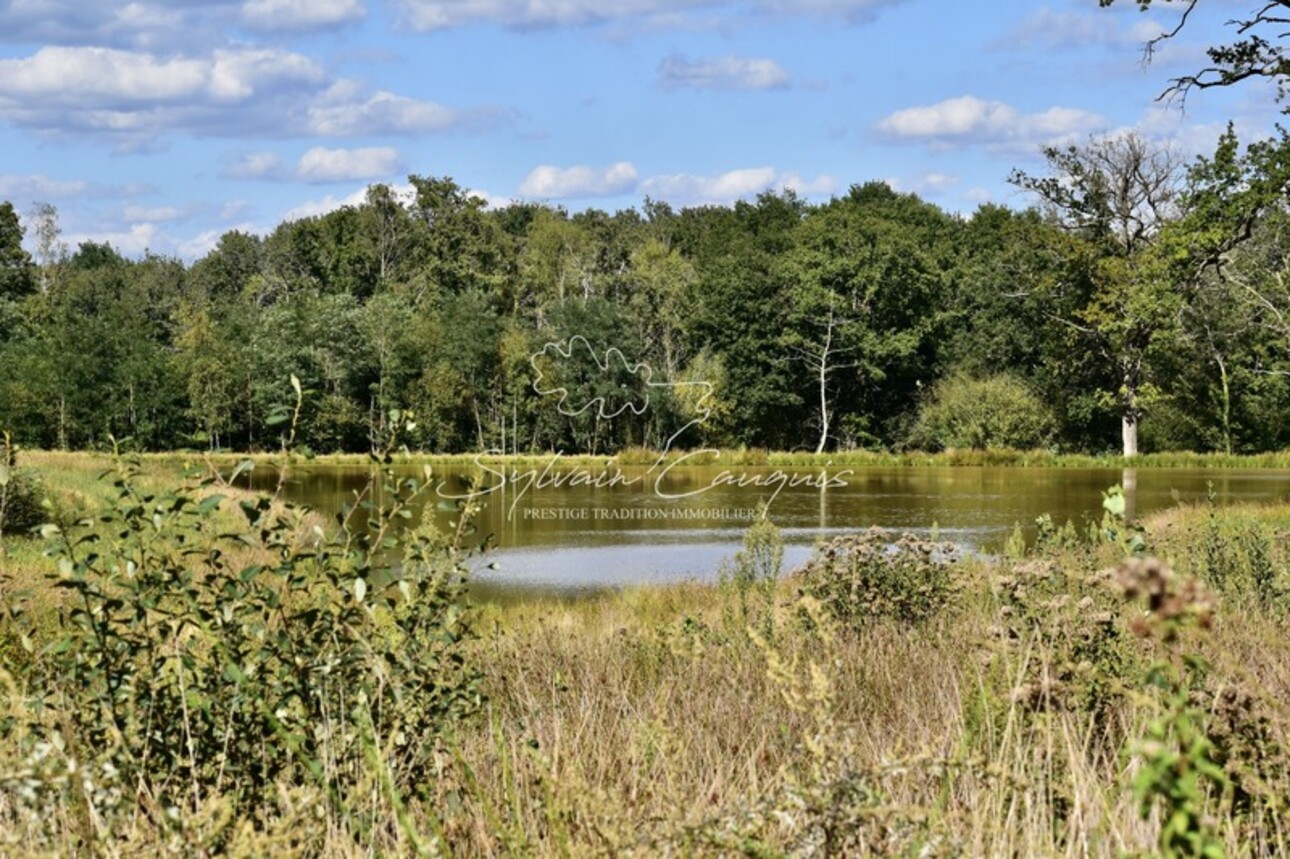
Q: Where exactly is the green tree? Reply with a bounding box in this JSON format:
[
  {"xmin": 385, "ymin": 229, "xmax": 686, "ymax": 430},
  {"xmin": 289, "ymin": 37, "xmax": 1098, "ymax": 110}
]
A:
[
  {"xmin": 175, "ymin": 302, "xmax": 242, "ymax": 449},
  {"xmin": 780, "ymin": 183, "xmax": 953, "ymax": 451},
  {"xmin": 1011, "ymin": 132, "xmax": 1187, "ymax": 456},
  {"xmin": 0, "ymin": 202, "xmax": 35, "ymax": 300}
]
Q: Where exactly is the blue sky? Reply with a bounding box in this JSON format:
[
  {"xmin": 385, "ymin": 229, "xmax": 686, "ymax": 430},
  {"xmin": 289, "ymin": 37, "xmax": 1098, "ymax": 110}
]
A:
[{"xmin": 0, "ymin": 0, "xmax": 1280, "ymax": 260}]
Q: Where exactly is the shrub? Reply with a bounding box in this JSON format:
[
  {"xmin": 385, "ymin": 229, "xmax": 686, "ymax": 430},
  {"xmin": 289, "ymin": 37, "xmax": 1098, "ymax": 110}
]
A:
[
  {"xmin": 717, "ymin": 510, "xmax": 783, "ymax": 636},
  {"xmin": 794, "ymin": 529, "xmax": 960, "ymax": 628},
  {"xmin": 0, "ymin": 469, "xmax": 44, "ymax": 536},
  {"xmin": 0, "ymin": 433, "xmax": 46, "ymax": 537},
  {"xmin": 5, "ymin": 458, "xmax": 482, "ymax": 850},
  {"xmin": 911, "ymin": 373, "xmax": 1055, "ymax": 451}
]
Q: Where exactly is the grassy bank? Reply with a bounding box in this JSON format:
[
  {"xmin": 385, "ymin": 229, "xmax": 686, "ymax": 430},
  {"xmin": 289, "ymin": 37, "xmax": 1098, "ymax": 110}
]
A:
[
  {"xmin": 28, "ymin": 445, "xmax": 1290, "ymax": 473},
  {"xmin": 1, "ymin": 455, "xmax": 1289, "ymax": 855}
]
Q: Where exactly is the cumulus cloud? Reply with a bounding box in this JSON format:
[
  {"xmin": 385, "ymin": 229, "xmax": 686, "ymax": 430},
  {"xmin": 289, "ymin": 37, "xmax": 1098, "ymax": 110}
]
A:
[
  {"xmin": 282, "ymin": 186, "xmax": 371, "ymax": 222},
  {"xmin": 465, "ymin": 188, "xmax": 516, "ymax": 210},
  {"xmin": 0, "ymin": 45, "xmax": 487, "ymax": 144},
  {"xmin": 0, "ymin": 174, "xmax": 91, "ymax": 198},
  {"xmin": 400, "ymin": 0, "xmax": 707, "ymax": 31},
  {"xmin": 121, "ymin": 203, "xmax": 185, "ymax": 222},
  {"xmin": 305, "ymin": 83, "xmax": 470, "ymax": 135},
  {"xmin": 1001, "ymin": 7, "xmax": 1168, "ymax": 51},
  {"xmin": 295, "ymin": 146, "xmax": 402, "ymax": 183},
  {"xmin": 518, "ymin": 162, "xmax": 639, "ymax": 198},
  {"xmin": 221, "ymin": 151, "xmax": 286, "ymax": 180},
  {"xmin": 754, "ymin": 0, "xmax": 903, "ymax": 21},
  {"xmin": 876, "ymin": 95, "xmax": 1105, "ymax": 152},
  {"xmin": 640, "ymin": 167, "xmax": 836, "ymax": 205},
  {"xmin": 887, "ymin": 171, "xmax": 960, "ymax": 196},
  {"xmin": 241, "ymin": 0, "xmax": 365, "ymax": 31},
  {"xmin": 397, "ymin": 0, "xmax": 904, "ymax": 30},
  {"xmin": 658, "ymin": 54, "xmax": 790, "ymax": 91},
  {"xmin": 0, "ymin": 2, "xmax": 224, "ymax": 50},
  {"xmin": 0, "ymin": 1, "xmax": 364, "ymax": 47},
  {"xmin": 64, "ymin": 222, "xmax": 161, "ymax": 257}
]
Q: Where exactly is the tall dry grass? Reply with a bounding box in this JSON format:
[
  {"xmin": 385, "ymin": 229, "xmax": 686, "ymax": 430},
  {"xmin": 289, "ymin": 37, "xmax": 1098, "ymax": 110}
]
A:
[{"xmin": 0, "ymin": 456, "xmax": 1288, "ymax": 856}]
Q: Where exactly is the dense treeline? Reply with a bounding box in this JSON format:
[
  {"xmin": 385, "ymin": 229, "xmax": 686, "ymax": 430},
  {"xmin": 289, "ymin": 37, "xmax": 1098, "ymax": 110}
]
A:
[{"xmin": 2, "ymin": 135, "xmax": 1290, "ymax": 456}]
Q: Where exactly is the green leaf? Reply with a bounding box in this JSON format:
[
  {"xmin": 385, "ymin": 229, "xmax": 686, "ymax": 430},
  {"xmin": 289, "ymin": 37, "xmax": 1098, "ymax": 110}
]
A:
[{"xmin": 1102, "ymin": 487, "xmax": 1126, "ymax": 518}]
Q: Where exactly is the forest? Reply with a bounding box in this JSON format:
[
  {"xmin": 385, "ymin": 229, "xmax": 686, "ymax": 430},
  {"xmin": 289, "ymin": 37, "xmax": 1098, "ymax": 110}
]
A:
[{"xmin": 3, "ymin": 129, "xmax": 1290, "ymax": 459}]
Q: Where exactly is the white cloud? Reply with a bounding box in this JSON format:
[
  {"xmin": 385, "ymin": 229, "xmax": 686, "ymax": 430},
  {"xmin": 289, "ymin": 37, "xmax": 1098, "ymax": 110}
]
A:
[
  {"xmin": 1001, "ymin": 7, "xmax": 1167, "ymax": 51},
  {"xmin": 397, "ymin": 0, "xmax": 903, "ymax": 30},
  {"xmin": 640, "ymin": 167, "xmax": 836, "ymax": 205},
  {"xmin": 296, "ymin": 146, "xmax": 402, "ymax": 183},
  {"xmin": 887, "ymin": 171, "xmax": 960, "ymax": 196},
  {"xmin": 466, "ymin": 188, "xmax": 515, "ymax": 210},
  {"xmin": 0, "ymin": 45, "xmax": 486, "ymax": 143},
  {"xmin": 779, "ymin": 172, "xmax": 839, "ymax": 196},
  {"xmin": 754, "ymin": 0, "xmax": 902, "ymax": 20},
  {"xmin": 121, "ymin": 204, "xmax": 185, "ymax": 222},
  {"xmin": 242, "ymin": 0, "xmax": 366, "ymax": 31},
  {"xmin": 0, "ymin": 2, "xmax": 221, "ymax": 50},
  {"xmin": 658, "ymin": 54, "xmax": 789, "ymax": 91},
  {"xmin": 876, "ymin": 95, "xmax": 1105, "ymax": 152},
  {"xmin": 400, "ymin": 0, "xmax": 709, "ymax": 30},
  {"xmin": 0, "ymin": 46, "xmax": 213, "ymax": 104},
  {"xmin": 0, "ymin": 174, "xmax": 91, "ymax": 198},
  {"xmin": 222, "ymin": 152, "xmax": 286, "ymax": 180},
  {"xmin": 0, "ymin": 46, "xmax": 331, "ymax": 110},
  {"xmin": 282, "ymin": 186, "xmax": 371, "ymax": 221},
  {"xmin": 305, "ymin": 85, "xmax": 467, "ymax": 135},
  {"xmin": 64, "ymin": 222, "xmax": 160, "ymax": 257},
  {"xmin": 518, "ymin": 162, "xmax": 639, "ymax": 198},
  {"xmin": 179, "ymin": 227, "xmax": 244, "ymax": 261}
]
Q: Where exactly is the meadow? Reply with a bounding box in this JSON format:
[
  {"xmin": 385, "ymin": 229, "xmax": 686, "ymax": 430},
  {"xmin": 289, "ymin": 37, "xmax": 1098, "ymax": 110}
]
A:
[{"xmin": 0, "ymin": 451, "xmax": 1288, "ymax": 856}]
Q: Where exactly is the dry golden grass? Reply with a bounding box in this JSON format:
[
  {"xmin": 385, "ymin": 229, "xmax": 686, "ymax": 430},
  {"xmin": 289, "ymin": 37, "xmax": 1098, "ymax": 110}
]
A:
[{"xmin": 2, "ymin": 456, "xmax": 1290, "ymax": 856}]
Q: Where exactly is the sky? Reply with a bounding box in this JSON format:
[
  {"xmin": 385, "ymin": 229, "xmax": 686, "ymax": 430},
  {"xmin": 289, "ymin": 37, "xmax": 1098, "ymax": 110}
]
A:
[{"xmin": 0, "ymin": 0, "xmax": 1282, "ymax": 261}]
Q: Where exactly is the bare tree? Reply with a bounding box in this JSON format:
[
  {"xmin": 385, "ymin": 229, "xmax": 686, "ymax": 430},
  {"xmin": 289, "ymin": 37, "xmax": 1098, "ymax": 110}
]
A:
[
  {"xmin": 785, "ymin": 295, "xmax": 859, "ymax": 454},
  {"xmin": 1010, "ymin": 132, "xmax": 1188, "ymax": 457},
  {"xmin": 1102, "ymin": 0, "xmax": 1290, "ymax": 110},
  {"xmin": 1010, "ymin": 131, "xmax": 1185, "ymax": 256}
]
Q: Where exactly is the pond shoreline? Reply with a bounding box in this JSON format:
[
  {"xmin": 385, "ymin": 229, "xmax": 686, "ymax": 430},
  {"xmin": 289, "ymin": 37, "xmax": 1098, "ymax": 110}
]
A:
[{"xmin": 29, "ymin": 447, "xmax": 1290, "ymax": 470}]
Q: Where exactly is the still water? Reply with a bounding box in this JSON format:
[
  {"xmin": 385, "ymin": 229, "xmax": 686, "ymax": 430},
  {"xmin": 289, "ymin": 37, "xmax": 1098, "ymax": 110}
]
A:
[{"xmin": 250, "ymin": 461, "xmax": 1290, "ymax": 592}]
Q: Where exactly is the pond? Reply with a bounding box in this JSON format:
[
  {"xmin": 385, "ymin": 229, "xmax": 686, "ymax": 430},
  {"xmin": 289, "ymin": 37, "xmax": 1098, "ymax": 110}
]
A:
[{"xmin": 249, "ymin": 460, "xmax": 1290, "ymax": 593}]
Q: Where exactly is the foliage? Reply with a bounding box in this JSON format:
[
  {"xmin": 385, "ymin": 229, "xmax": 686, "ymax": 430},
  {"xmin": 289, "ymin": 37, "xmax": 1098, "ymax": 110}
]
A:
[
  {"xmin": 0, "ymin": 202, "xmax": 36, "ymax": 300},
  {"xmin": 911, "ymin": 372, "xmax": 1055, "ymax": 450},
  {"xmin": 717, "ymin": 507, "xmax": 784, "ymax": 637},
  {"xmin": 1116, "ymin": 557, "xmax": 1226, "ymax": 859},
  {"xmin": 0, "ymin": 433, "xmax": 46, "ymax": 539},
  {"xmin": 2, "ymin": 453, "xmax": 482, "ymax": 850},
  {"xmin": 5, "ymin": 152, "xmax": 1290, "ymax": 456},
  {"xmin": 794, "ymin": 529, "xmax": 960, "ymax": 628}
]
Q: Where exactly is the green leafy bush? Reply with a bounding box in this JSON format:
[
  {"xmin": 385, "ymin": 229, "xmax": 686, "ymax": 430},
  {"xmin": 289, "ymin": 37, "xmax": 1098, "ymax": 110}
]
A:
[
  {"xmin": 718, "ymin": 510, "xmax": 783, "ymax": 636},
  {"xmin": 0, "ymin": 469, "xmax": 44, "ymax": 537},
  {"xmin": 6, "ymin": 458, "xmax": 481, "ymax": 849},
  {"xmin": 794, "ymin": 529, "xmax": 959, "ymax": 628},
  {"xmin": 911, "ymin": 373, "xmax": 1055, "ymax": 451},
  {"xmin": 0, "ymin": 433, "xmax": 46, "ymax": 537}
]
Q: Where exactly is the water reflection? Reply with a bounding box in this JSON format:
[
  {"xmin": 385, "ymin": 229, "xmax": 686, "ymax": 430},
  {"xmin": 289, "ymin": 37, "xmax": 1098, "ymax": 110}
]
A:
[{"xmin": 248, "ymin": 462, "xmax": 1290, "ymax": 591}]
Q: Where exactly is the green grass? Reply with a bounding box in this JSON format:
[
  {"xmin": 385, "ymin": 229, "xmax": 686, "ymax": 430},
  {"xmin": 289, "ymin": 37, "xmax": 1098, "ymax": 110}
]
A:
[{"xmin": 47, "ymin": 445, "xmax": 1290, "ymax": 471}]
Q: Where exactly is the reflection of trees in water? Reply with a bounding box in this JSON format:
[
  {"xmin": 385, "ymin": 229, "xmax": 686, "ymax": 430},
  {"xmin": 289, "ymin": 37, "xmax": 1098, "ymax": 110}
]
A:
[{"xmin": 1122, "ymin": 467, "xmax": 1137, "ymax": 524}]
